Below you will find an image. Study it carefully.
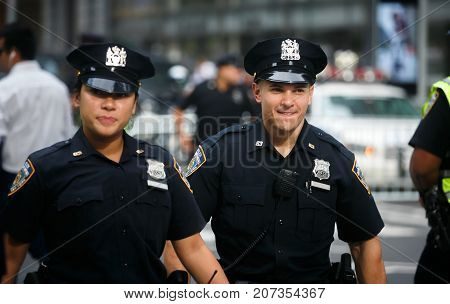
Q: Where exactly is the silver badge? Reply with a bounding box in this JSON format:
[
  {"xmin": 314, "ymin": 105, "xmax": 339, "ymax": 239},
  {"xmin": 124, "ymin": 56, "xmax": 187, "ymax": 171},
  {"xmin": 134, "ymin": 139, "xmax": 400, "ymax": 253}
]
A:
[
  {"xmin": 255, "ymin": 141, "xmax": 263, "ymax": 147},
  {"xmin": 105, "ymin": 46, "xmax": 127, "ymax": 67},
  {"xmin": 313, "ymin": 159, "xmax": 330, "ymax": 180},
  {"xmin": 146, "ymin": 159, "xmax": 166, "ymax": 180},
  {"xmin": 281, "ymin": 39, "xmax": 300, "ymax": 61}
]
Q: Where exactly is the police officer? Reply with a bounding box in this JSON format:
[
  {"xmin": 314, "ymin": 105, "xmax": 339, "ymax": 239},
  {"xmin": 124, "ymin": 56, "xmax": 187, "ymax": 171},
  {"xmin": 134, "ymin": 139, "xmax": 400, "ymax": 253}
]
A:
[
  {"xmin": 409, "ymin": 76, "xmax": 450, "ymax": 283},
  {"xmin": 0, "ymin": 43, "xmax": 228, "ymax": 284},
  {"xmin": 174, "ymin": 54, "xmax": 258, "ymax": 155},
  {"xmin": 165, "ymin": 38, "xmax": 386, "ymax": 283}
]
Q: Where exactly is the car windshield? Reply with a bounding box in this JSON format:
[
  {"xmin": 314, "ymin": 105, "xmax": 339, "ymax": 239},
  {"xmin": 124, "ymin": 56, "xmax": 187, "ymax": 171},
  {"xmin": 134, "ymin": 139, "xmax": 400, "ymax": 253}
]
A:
[{"xmin": 327, "ymin": 96, "xmax": 419, "ymax": 117}]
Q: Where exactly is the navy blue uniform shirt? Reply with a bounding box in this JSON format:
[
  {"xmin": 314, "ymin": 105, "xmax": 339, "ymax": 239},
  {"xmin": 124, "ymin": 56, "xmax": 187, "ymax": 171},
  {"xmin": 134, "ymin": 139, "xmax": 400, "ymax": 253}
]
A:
[
  {"xmin": 3, "ymin": 128, "xmax": 205, "ymax": 283},
  {"xmin": 185, "ymin": 119, "xmax": 384, "ymax": 283}
]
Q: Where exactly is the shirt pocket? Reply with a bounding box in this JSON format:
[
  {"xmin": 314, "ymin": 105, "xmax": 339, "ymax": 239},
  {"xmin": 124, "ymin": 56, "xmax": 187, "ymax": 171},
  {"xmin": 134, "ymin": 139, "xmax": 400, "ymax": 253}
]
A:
[
  {"xmin": 221, "ymin": 184, "xmax": 266, "ymax": 233},
  {"xmin": 54, "ymin": 187, "xmax": 105, "ymax": 241},
  {"xmin": 134, "ymin": 190, "xmax": 171, "ymax": 243},
  {"xmin": 297, "ymin": 185, "xmax": 337, "ymax": 243}
]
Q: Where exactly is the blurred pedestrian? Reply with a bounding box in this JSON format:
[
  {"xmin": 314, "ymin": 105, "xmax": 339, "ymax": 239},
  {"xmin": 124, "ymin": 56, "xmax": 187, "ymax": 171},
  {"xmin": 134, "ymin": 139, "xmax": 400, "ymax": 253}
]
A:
[
  {"xmin": 174, "ymin": 54, "xmax": 258, "ymax": 155},
  {"xmin": 1, "ymin": 43, "xmax": 227, "ymax": 284},
  {"xmin": 0, "ymin": 22, "xmax": 75, "ymax": 273},
  {"xmin": 409, "ymin": 76, "xmax": 450, "ymax": 283},
  {"xmin": 165, "ymin": 38, "xmax": 386, "ymax": 283}
]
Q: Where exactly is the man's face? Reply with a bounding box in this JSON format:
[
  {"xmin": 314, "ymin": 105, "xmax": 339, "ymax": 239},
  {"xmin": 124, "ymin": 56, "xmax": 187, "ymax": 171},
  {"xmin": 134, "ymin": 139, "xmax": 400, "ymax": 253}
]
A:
[
  {"xmin": 217, "ymin": 64, "xmax": 242, "ymax": 86},
  {"xmin": 0, "ymin": 37, "xmax": 11, "ymax": 73},
  {"xmin": 252, "ymin": 80, "xmax": 314, "ymax": 135},
  {"xmin": 74, "ymin": 84, "xmax": 137, "ymax": 141}
]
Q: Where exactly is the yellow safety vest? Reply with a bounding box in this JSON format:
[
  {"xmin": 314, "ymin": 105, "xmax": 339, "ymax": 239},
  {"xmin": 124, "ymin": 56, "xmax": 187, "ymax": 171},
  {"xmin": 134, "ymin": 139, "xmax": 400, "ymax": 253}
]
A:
[{"xmin": 421, "ymin": 77, "xmax": 450, "ymax": 202}]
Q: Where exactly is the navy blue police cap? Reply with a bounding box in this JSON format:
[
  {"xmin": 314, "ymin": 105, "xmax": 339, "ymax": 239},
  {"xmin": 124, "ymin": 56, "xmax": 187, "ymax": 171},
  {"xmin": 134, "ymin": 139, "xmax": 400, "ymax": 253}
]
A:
[
  {"xmin": 244, "ymin": 38, "xmax": 327, "ymax": 84},
  {"xmin": 66, "ymin": 43, "xmax": 155, "ymax": 94}
]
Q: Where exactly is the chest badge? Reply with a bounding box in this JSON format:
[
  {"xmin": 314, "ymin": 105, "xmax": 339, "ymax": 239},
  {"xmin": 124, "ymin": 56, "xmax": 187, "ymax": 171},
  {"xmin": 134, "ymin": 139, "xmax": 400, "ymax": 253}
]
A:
[
  {"xmin": 146, "ymin": 159, "xmax": 166, "ymax": 180},
  {"xmin": 313, "ymin": 159, "xmax": 330, "ymax": 180}
]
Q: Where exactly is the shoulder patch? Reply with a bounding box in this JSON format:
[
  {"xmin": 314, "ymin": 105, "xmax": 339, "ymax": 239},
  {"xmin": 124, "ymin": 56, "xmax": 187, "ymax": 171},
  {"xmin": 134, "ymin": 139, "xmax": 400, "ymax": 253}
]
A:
[
  {"xmin": 8, "ymin": 159, "xmax": 35, "ymax": 196},
  {"xmin": 185, "ymin": 145, "xmax": 206, "ymax": 177},
  {"xmin": 352, "ymin": 159, "xmax": 371, "ymax": 195},
  {"xmin": 173, "ymin": 157, "xmax": 193, "ymax": 193}
]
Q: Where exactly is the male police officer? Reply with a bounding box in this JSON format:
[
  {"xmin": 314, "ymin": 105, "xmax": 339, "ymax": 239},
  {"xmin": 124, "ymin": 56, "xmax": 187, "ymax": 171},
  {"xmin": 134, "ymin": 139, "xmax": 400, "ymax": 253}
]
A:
[
  {"xmin": 409, "ymin": 76, "xmax": 450, "ymax": 283},
  {"xmin": 174, "ymin": 54, "xmax": 257, "ymax": 155},
  {"xmin": 165, "ymin": 38, "xmax": 386, "ymax": 283}
]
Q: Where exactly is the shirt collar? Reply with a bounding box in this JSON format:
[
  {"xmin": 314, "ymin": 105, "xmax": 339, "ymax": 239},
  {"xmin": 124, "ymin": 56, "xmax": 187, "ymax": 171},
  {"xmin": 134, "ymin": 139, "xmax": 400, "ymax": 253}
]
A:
[
  {"xmin": 9, "ymin": 60, "xmax": 41, "ymax": 75},
  {"xmin": 248, "ymin": 118, "xmax": 320, "ymax": 157},
  {"xmin": 69, "ymin": 128, "xmax": 140, "ymax": 162}
]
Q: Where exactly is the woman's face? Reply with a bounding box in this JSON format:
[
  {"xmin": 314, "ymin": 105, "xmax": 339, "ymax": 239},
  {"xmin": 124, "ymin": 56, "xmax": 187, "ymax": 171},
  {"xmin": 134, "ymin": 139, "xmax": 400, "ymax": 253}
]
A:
[{"xmin": 74, "ymin": 84, "xmax": 137, "ymax": 141}]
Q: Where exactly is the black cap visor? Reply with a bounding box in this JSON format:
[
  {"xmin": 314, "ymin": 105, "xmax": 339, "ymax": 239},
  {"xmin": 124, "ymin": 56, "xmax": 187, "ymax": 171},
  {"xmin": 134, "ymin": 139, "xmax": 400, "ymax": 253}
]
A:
[
  {"xmin": 258, "ymin": 70, "xmax": 315, "ymax": 84},
  {"xmin": 81, "ymin": 76, "xmax": 138, "ymax": 94}
]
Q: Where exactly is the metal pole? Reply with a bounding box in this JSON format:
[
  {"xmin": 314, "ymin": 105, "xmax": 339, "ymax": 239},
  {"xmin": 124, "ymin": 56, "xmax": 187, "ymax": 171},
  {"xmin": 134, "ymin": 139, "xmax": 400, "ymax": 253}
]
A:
[
  {"xmin": 6, "ymin": 0, "xmax": 17, "ymax": 23},
  {"xmin": 417, "ymin": 0, "xmax": 428, "ymax": 104}
]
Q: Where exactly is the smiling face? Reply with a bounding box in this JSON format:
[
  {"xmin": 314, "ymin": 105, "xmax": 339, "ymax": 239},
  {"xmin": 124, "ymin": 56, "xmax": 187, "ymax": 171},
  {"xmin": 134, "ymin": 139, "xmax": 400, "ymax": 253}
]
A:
[
  {"xmin": 74, "ymin": 84, "xmax": 137, "ymax": 141},
  {"xmin": 252, "ymin": 80, "xmax": 314, "ymax": 136}
]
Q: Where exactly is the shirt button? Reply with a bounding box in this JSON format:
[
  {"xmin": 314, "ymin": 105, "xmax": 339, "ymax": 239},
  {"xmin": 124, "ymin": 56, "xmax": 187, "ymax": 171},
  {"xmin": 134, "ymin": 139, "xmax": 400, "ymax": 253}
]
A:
[
  {"xmin": 123, "ymin": 263, "xmax": 128, "ymax": 267},
  {"xmin": 279, "ymin": 219, "xmax": 284, "ymax": 225},
  {"xmin": 237, "ymin": 194, "xmax": 242, "ymax": 201},
  {"xmin": 277, "ymin": 249, "xmax": 284, "ymax": 255},
  {"xmin": 122, "ymin": 228, "xmax": 127, "ymax": 235},
  {"xmin": 120, "ymin": 195, "xmax": 124, "ymax": 201}
]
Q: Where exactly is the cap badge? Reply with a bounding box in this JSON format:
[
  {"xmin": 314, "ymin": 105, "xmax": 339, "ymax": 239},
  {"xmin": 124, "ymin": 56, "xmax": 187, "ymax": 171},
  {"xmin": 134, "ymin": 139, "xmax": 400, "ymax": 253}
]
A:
[
  {"xmin": 105, "ymin": 46, "xmax": 127, "ymax": 67},
  {"xmin": 147, "ymin": 159, "xmax": 166, "ymax": 180},
  {"xmin": 281, "ymin": 39, "xmax": 300, "ymax": 61},
  {"xmin": 313, "ymin": 159, "xmax": 330, "ymax": 180}
]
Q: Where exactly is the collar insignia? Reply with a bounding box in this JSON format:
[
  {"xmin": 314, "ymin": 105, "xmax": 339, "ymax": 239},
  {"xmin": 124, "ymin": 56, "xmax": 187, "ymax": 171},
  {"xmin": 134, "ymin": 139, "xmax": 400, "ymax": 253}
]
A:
[
  {"xmin": 313, "ymin": 159, "xmax": 330, "ymax": 180},
  {"xmin": 72, "ymin": 151, "xmax": 83, "ymax": 157},
  {"xmin": 105, "ymin": 46, "xmax": 127, "ymax": 67},
  {"xmin": 255, "ymin": 141, "xmax": 264, "ymax": 147}
]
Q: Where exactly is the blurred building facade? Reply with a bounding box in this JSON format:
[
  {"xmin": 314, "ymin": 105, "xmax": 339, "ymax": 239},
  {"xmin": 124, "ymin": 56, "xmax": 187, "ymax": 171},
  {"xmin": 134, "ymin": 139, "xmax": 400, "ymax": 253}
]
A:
[{"xmin": 1, "ymin": 0, "xmax": 448, "ymax": 98}]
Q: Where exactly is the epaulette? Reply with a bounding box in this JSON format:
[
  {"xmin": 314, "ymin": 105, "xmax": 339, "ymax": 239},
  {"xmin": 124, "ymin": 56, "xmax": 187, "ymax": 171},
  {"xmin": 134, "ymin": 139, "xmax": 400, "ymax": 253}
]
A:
[
  {"xmin": 309, "ymin": 125, "xmax": 353, "ymax": 161},
  {"xmin": 29, "ymin": 139, "xmax": 72, "ymax": 160},
  {"xmin": 201, "ymin": 123, "xmax": 253, "ymax": 150},
  {"xmin": 136, "ymin": 139, "xmax": 174, "ymax": 164}
]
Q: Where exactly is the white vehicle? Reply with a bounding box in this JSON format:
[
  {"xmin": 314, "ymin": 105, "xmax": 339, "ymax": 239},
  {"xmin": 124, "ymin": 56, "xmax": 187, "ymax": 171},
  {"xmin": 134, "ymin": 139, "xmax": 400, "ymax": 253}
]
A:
[{"xmin": 308, "ymin": 82, "xmax": 420, "ymax": 191}]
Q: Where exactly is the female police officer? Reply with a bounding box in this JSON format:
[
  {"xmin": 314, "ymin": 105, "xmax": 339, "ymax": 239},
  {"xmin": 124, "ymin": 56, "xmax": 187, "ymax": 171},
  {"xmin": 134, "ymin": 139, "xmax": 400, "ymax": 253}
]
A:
[{"xmin": 0, "ymin": 43, "xmax": 227, "ymax": 283}]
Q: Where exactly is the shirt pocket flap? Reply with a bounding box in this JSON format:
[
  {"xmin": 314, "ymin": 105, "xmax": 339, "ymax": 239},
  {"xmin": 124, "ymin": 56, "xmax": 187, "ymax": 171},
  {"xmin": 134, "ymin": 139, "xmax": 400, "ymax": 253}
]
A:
[
  {"xmin": 136, "ymin": 191, "xmax": 170, "ymax": 208},
  {"xmin": 57, "ymin": 187, "xmax": 104, "ymax": 211},
  {"xmin": 222, "ymin": 184, "xmax": 265, "ymax": 206}
]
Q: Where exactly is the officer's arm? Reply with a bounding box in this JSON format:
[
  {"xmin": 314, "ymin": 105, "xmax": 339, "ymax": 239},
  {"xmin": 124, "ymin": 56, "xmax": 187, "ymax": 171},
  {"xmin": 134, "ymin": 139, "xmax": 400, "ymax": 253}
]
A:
[
  {"xmin": 409, "ymin": 148, "xmax": 441, "ymax": 194},
  {"xmin": 172, "ymin": 233, "xmax": 228, "ymax": 284},
  {"xmin": 163, "ymin": 241, "xmax": 189, "ymax": 281},
  {"xmin": 1, "ymin": 233, "xmax": 29, "ymax": 283},
  {"xmin": 348, "ymin": 236, "xmax": 386, "ymax": 283}
]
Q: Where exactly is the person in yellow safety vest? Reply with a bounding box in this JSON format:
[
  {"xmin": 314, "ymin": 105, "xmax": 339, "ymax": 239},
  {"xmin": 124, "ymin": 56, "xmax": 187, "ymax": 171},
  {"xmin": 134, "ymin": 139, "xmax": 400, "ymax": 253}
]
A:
[{"xmin": 409, "ymin": 76, "xmax": 450, "ymax": 283}]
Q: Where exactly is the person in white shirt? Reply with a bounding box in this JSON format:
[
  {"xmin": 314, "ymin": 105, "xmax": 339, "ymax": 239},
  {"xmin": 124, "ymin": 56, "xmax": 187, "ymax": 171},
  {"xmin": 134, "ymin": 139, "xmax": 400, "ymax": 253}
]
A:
[{"xmin": 0, "ymin": 23, "xmax": 75, "ymax": 270}]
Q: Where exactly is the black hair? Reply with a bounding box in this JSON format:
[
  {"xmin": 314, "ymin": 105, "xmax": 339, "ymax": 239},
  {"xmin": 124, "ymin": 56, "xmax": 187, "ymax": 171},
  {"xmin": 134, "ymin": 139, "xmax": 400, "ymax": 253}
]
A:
[{"xmin": 0, "ymin": 22, "xmax": 36, "ymax": 60}]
